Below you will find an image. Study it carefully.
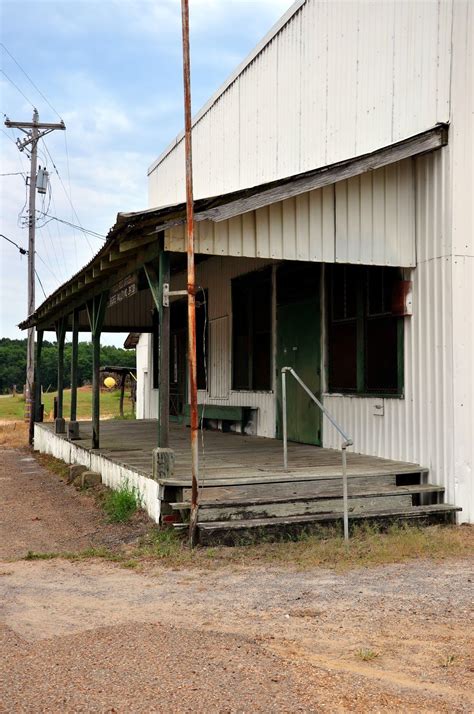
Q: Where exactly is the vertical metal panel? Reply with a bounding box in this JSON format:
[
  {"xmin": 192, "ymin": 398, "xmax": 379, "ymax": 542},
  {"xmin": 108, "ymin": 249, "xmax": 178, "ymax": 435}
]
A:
[
  {"xmin": 449, "ymin": 0, "xmax": 473, "ymax": 524},
  {"xmin": 323, "ymin": 149, "xmax": 467, "ymax": 518},
  {"xmin": 335, "ymin": 159, "xmax": 415, "ymax": 267},
  {"xmin": 209, "ymin": 316, "xmax": 230, "ymax": 398},
  {"xmin": 166, "ymin": 161, "xmax": 413, "ymax": 267},
  {"xmin": 148, "ymin": 0, "xmax": 453, "ymax": 208}
]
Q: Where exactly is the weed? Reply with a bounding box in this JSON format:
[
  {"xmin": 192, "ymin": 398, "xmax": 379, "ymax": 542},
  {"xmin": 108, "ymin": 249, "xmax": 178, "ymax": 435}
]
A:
[
  {"xmin": 440, "ymin": 653, "xmax": 457, "ymax": 668},
  {"xmin": 25, "ymin": 550, "xmax": 59, "ymax": 560},
  {"xmin": 140, "ymin": 527, "xmax": 187, "ymax": 560},
  {"xmin": 102, "ymin": 482, "xmax": 141, "ymax": 523},
  {"xmin": 356, "ymin": 648, "xmax": 379, "ymax": 662}
]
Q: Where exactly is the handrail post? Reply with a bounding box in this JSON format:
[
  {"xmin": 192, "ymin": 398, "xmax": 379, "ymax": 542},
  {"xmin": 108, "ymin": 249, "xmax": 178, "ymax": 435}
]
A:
[
  {"xmin": 282, "ymin": 368, "xmax": 288, "ymax": 471},
  {"xmin": 280, "ymin": 365, "xmax": 353, "ymax": 541},
  {"xmin": 342, "ymin": 444, "xmax": 349, "ymax": 542}
]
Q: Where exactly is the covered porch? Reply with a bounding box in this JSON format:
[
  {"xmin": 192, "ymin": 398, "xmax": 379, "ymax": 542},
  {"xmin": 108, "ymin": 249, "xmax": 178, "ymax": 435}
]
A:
[{"xmin": 34, "ymin": 419, "xmax": 458, "ymax": 541}]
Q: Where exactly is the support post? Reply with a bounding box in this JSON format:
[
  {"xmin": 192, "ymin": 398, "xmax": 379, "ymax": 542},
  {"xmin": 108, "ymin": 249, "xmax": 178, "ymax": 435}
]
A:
[
  {"xmin": 68, "ymin": 308, "xmax": 80, "ymax": 439},
  {"xmin": 158, "ymin": 249, "xmax": 170, "ymax": 447},
  {"xmin": 55, "ymin": 317, "xmax": 67, "ymax": 434},
  {"xmin": 282, "ymin": 368, "xmax": 288, "ymax": 471},
  {"xmin": 87, "ymin": 293, "xmax": 108, "ymax": 449},
  {"xmin": 342, "ymin": 445, "xmax": 349, "ymax": 542},
  {"xmin": 34, "ymin": 329, "xmax": 44, "ymax": 423},
  {"xmin": 181, "ymin": 0, "xmax": 199, "ymax": 547},
  {"xmin": 4, "ymin": 111, "xmax": 65, "ymax": 417},
  {"xmin": 119, "ymin": 377, "xmax": 125, "ymax": 418},
  {"xmin": 144, "ymin": 245, "xmax": 170, "ymax": 448}
]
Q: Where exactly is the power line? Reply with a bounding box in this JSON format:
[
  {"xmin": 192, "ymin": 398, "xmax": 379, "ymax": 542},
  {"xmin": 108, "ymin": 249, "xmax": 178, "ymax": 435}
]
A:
[
  {"xmin": 64, "ymin": 132, "xmax": 79, "ymax": 267},
  {"xmin": 0, "ymin": 69, "xmax": 36, "ymax": 109},
  {"xmin": 0, "ymin": 43, "xmax": 62, "ymax": 120},
  {"xmin": 0, "ymin": 126, "xmax": 18, "ymax": 144},
  {"xmin": 35, "ymin": 210, "xmax": 106, "ymax": 240},
  {"xmin": 35, "ymin": 248, "xmax": 60, "ymax": 283},
  {"xmin": 34, "ymin": 269, "xmax": 47, "ymax": 299},
  {"xmin": 41, "ymin": 139, "xmax": 96, "ymax": 252},
  {"xmin": 0, "ymin": 171, "xmax": 26, "ymax": 177}
]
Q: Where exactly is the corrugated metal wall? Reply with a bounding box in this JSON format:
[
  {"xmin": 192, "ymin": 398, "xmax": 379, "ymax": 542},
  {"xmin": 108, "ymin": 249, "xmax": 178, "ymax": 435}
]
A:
[
  {"xmin": 149, "ymin": 0, "xmax": 453, "ymax": 206},
  {"xmin": 322, "ymin": 149, "xmax": 467, "ymax": 518},
  {"xmin": 166, "ymin": 159, "xmax": 415, "ymax": 267}
]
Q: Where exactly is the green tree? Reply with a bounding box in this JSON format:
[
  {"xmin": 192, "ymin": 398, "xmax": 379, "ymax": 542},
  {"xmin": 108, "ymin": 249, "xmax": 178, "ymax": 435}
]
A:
[{"xmin": 0, "ymin": 338, "xmax": 136, "ymax": 393}]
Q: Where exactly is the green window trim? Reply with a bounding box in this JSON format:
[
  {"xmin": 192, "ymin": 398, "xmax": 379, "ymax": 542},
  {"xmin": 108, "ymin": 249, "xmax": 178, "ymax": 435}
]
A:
[{"xmin": 326, "ymin": 265, "xmax": 405, "ymax": 397}]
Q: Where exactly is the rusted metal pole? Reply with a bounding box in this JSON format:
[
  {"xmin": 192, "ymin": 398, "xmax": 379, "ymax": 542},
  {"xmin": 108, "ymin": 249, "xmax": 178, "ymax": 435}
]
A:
[{"xmin": 181, "ymin": 0, "xmax": 199, "ymax": 546}]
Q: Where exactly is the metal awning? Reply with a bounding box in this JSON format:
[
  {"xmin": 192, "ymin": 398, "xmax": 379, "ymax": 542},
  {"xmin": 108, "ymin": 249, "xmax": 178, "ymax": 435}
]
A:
[{"xmin": 20, "ymin": 124, "xmax": 447, "ymax": 331}]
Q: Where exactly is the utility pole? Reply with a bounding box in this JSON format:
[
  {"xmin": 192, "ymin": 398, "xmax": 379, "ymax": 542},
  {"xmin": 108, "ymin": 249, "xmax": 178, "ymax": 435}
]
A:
[
  {"xmin": 4, "ymin": 110, "xmax": 65, "ymax": 421},
  {"xmin": 180, "ymin": 0, "xmax": 199, "ymax": 546}
]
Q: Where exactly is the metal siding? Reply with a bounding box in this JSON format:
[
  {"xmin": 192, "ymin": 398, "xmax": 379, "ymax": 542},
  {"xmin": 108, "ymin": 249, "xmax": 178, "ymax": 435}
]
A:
[
  {"xmin": 335, "ymin": 160, "xmax": 416, "ymax": 267},
  {"xmin": 449, "ymin": 0, "xmax": 473, "ymax": 523},
  {"xmin": 322, "ymin": 149, "xmax": 468, "ymax": 519},
  {"xmin": 148, "ymin": 0, "xmax": 452, "ymax": 207},
  {"xmin": 166, "ymin": 162, "xmax": 413, "ymax": 266},
  {"xmin": 209, "ymin": 316, "xmax": 230, "ymax": 399}
]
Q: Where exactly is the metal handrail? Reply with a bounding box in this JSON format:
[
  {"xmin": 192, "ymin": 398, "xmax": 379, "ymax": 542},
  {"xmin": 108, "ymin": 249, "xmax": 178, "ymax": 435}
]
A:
[{"xmin": 281, "ymin": 366, "xmax": 353, "ymax": 541}]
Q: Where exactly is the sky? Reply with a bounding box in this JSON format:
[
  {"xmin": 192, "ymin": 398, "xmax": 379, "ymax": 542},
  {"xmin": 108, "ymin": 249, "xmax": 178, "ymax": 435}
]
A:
[{"xmin": 0, "ymin": 0, "xmax": 291, "ymax": 346}]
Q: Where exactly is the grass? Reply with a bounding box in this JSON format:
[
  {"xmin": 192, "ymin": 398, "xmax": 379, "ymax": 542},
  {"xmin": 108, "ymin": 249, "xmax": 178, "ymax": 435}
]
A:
[
  {"xmin": 18, "ymin": 522, "xmax": 474, "ymax": 572},
  {"xmin": 356, "ymin": 648, "xmax": 379, "ymax": 662},
  {"xmin": 0, "ymin": 420, "xmax": 28, "ymax": 448},
  {"xmin": 102, "ymin": 481, "xmax": 141, "ymax": 523},
  {"xmin": 0, "ymin": 386, "xmax": 135, "ymax": 422}
]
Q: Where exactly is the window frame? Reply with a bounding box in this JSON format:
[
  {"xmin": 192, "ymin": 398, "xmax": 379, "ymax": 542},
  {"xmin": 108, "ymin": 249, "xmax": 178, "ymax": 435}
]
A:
[
  {"xmin": 326, "ymin": 265, "xmax": 404, "ymax": 398},
  {"xmin": 231, "ymin": 267, "xmax": 273, "ymax": 392}
]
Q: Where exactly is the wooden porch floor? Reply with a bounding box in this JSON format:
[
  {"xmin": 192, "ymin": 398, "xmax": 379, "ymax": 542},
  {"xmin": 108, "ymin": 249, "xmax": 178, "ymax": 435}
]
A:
[{"xmin": 40, "ymin": 419, "xmax": 425, "ymax": 485}]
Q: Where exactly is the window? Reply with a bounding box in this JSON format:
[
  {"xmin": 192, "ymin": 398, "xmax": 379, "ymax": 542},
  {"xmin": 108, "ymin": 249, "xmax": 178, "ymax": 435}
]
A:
[
  {"xmin": 169, "ymin": 294, "xmax": 208, "ymax": 392},
  {"xmin": 327, "ymin": 265, "xmax": 403, "ymax": 395},
  {"xmin": 232, "ymin": 268, "xmax": 272, "ymax": 391}
]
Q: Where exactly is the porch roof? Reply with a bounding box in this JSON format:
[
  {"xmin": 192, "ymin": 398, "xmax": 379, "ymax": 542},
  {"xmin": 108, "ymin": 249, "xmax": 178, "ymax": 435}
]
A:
[{"xmin": 20, "ymin": 124, "xmax": 447, "ymax": 332}]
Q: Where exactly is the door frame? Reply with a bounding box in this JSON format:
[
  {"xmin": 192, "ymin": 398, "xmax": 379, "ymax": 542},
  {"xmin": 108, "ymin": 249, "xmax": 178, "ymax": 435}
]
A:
[{"xmin": 275, "ymin": 263, "xmax": 322, "ymax": 446}]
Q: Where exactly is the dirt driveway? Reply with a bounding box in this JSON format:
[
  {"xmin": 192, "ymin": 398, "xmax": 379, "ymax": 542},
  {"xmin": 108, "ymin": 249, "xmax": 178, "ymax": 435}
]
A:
[{"xmin": 1, "ymin": 447, "xmax": 473, "ymax": 712}]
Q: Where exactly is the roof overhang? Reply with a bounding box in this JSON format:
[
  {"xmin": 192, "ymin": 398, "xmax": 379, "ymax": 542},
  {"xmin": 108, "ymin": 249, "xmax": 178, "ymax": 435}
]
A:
[{"xmin": 20, "ymin": 124, "xmax": 448, "ymax": 331}]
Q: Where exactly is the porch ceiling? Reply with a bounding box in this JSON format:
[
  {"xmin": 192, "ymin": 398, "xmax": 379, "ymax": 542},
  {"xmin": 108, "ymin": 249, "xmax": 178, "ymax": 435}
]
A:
[{"xmin": 20, "ymin": 124, "xmax": 447, "ymax": 332}]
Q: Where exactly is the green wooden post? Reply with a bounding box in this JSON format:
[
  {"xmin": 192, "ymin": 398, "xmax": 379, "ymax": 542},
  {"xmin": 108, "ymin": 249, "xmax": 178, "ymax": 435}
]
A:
[
  {"xmin": 144, "ymin": 247, "xmax": 170, "ymax": 448},
  {"xmin": 86, "ymin": 292, "xmax": 108, "ymax": 449},
  {"xmin": 158, "ymin": 249, "xmax": 170, "ymax": 448},
  {"xmin": 67, "ymin": 308, "xmax": 81, "ymax": 439},
  {"xmin": 55, "ymin": 317, "xmax": 67, "ymax": 433},
  {"xmin": 34, "ymin": 329, "xmax": 44, "ymax": 422},
  {"xmin": 70, "ymin": 308, "xmax": 79, "ymax": 422}
]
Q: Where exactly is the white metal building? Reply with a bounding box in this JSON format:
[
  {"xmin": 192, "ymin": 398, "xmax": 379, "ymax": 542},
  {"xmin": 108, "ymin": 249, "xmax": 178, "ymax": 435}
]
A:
[{"xmin": 136, "ymin": 0, "xmax": 473, "ymax": 522}]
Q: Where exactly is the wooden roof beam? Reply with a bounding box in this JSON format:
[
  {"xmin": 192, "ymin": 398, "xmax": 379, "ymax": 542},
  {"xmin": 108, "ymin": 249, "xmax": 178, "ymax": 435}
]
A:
[{"xmin": 119, "ymin": 233, "xmax": 157, "ymax": 253}]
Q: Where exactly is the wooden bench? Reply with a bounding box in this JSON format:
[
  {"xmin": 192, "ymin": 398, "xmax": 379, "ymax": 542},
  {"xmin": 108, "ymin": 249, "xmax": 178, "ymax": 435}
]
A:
[{"xmin": 183, "ymin": 404, "xmax": 255, "ymax": 433}]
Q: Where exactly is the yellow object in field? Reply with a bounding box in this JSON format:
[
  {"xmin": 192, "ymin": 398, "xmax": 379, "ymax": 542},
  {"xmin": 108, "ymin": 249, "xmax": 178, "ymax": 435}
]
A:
[{"xmin": 104, "ymin": 376, "xmax": 116, "ymax": 389}]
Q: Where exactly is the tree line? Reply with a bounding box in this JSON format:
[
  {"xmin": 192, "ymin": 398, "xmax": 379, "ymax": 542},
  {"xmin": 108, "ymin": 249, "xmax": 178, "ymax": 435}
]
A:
[{"xmin": 0, "ymin": 338, "xmax": 136, "ymax": 394}]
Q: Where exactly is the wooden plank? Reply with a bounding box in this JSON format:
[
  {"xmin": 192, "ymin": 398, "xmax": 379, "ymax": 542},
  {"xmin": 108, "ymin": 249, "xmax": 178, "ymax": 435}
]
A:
[
  {"xmin": 171, "ymin": 484, "xmax": 445, "ymax": 510},
  {"xmin": 194, "ymin": 495, "xmax": 415, "ymax": 522},
  {"xmin": 198, "ymin": 503, "xmax": 461, "ymax": 532}
]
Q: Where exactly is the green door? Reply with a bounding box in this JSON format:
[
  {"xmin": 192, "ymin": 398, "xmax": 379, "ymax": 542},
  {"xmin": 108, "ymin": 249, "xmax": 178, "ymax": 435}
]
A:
[{"xmin": 276, "ymin": 265, "xmax": 321, "ymax": 446}]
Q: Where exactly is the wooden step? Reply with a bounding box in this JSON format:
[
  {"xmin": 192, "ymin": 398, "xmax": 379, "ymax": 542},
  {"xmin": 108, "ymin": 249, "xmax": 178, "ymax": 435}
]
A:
[
  {"xmin": 171, "ymin": 484, "xmax": 444, "ymax": 511},
  {"xmin": 171, "ymin": 485, "xmax": 444, "ymax": 523},
  {"xmin": 160, "ymin": 466, "xmax": 428, "ymax": 489},
  {"xmin": 192, "ymin": 504, "xmax": 461, "ymax": 546}
]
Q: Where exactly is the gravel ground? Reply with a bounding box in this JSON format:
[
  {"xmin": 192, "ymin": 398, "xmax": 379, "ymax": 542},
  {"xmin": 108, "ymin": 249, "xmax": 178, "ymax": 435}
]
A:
[
  {"xmin": 0, "ymin": 448, "xmax": 150, "ymax": 558},
  {"xmin": 1, "ymin": 447, "xmax": 473, "ymax": 712}
]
